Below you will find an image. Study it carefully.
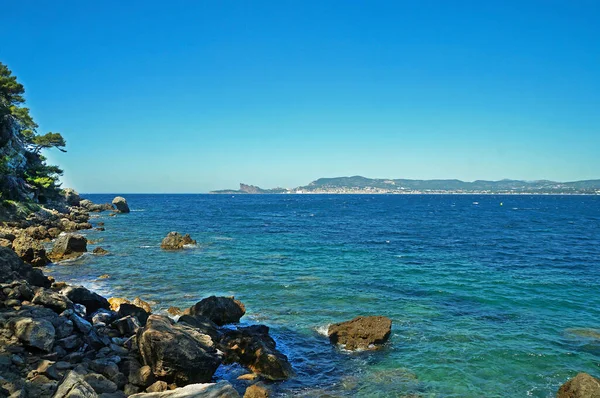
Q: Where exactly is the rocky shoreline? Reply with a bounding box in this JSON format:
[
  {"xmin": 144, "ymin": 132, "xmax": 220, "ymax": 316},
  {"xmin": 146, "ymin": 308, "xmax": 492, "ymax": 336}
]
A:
[{"xmin": 0, "ymin": 192, "xmax": 598, "ymax": 397}]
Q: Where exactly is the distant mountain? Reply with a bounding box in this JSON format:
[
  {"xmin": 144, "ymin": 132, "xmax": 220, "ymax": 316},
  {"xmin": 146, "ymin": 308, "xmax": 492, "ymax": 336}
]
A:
[{"xmin": 210, "ymin": 177, "xmax": 600, "ymax": 194}]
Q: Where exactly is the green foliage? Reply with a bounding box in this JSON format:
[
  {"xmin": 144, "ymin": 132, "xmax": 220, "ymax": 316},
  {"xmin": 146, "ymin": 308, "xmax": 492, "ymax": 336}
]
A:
[{"xmin": 0, "ymin": 61, "xmax": 67, "ymax": 203}]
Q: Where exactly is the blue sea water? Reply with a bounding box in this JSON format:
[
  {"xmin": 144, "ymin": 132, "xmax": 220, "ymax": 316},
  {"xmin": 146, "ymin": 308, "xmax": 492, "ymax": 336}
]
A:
[{"xmin": 43, "ymin": 194, "xmax": 600, "ymax": 397}]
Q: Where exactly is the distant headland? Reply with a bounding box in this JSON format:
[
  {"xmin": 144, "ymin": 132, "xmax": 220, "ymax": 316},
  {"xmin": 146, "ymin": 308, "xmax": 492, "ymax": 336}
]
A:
[{"xmin": 211, "ymin": 176, "xmax": 600, "ymax": 195}]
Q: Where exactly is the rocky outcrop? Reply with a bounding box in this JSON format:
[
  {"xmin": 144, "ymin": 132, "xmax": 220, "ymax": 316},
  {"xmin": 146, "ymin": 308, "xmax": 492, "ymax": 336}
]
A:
[
  {"xmin": 78, "ymin": 199, "xmax": 113, "ymax": 213},
  {"xmin": 557, "ymin": 373, "xmax": 600, "ymax": 397},
  {"xmin": 328, "ymin": 316, "xmax": 392, "ymax": 350},
  {"xmin": 218, "ymin": 325, "xmax": 294, "ymax": 381},
  {"xmin": 11, "ymin": 234, "xmax": 50, "ymax": 266},
  {"xmin": 160, "ymin": 232, "xmax": 196, "ymax": 250},
  {"xmin": 136, "ymin": 315, "xmax": 221, "ymax": 386},
  {"xmin": 128, "ymin": 381, "xmax": 240, "ymax": 398},
  {"xmin": 49, "ymin": 234, "xmax": 87, "ymax": 261},
  {"xmin": 0, "ymin": 246, "xmax": 50, "ymax": 287},
  {"xmin": 62, "ymin": 189, "xmax": 81, "ymax": 206},
  {"xmin": 186, "ymin": 296, "xmax": 245, "ymax": 326},
  {"xmin": 111, "ymin": 197, "xmax": 130, "ymax": 213}
]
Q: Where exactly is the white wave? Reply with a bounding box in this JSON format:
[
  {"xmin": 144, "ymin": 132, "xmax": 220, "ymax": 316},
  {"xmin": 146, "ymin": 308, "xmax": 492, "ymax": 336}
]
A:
[
  {"xmin": 139, "ymin": 245, "xmax": 153, "ymax": 248},
  {"xmin": 315, "ymin": 324, "xmax": 331, "ymax": 337},
  {"xmin": 131, "ymin": 209, "xmax": 145, "ymax": 212}
]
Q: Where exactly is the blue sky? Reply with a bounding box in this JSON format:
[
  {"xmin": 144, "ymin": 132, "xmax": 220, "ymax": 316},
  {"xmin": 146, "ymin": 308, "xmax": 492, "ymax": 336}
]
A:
[{"xmin": 2, "ymin": 1, "xmax": 599, "ymax": 192}]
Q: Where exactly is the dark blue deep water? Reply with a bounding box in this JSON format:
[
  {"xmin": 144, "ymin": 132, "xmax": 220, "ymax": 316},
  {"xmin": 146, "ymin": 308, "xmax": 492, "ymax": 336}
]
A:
[{"xmin": 44, "ymin": 194, "xmax": 600, "ymax": 397}]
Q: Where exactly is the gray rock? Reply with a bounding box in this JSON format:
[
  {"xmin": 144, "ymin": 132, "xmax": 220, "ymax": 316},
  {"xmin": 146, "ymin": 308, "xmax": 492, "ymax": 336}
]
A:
[
  {"xmin": 129, "ymin": 381, "xmax": 240, "ymax": 398},
  {"xmin": 63, "ymin": 188, "xmax": 81, "ymax": 206},
  {"xmin": 83, "ymin": 373, "xmax": 118, "ymax": 394},
  {"xmin": 32, "ymin": 289, "xmax": 74, "ymax": 313},
  {"xmin": 187, "ymin": 296, "xmax": 246, "ymax": 326},
  {"xmin": 112, "ymin": 315, "xmax": 141, "ymax": 336},
  {"xmin": 70, "ymin": 313, "xmax": 92, "ymax": 334},
  {"xmin": 54, "ymin": 370, "xmax": 98, "ymax": 398},
  {"xmin": 111, "ymin": 197, "xmax": 130, "ymax": 213},
  {"xmin": 62, "ymin": 286, "xmax": 110, "ymax": 314},
  {"xmin": 10, "ymin": 317, "xmax": 56, "ymax": 351},
  {"xmin": 137, "ymin": 315, "xmax": 220, "ymax": 385}
]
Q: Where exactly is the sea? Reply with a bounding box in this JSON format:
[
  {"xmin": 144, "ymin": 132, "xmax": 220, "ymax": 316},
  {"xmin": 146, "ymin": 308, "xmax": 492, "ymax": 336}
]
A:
[{"xmin": 42, "ymin": 194, "xmax": 600, "ymax": 397}]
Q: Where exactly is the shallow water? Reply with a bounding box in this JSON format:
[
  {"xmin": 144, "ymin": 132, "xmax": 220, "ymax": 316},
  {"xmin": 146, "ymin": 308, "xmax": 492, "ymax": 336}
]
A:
[{"xmin": 44, "ymin": 194, "xmax": 600, "ymax": 397}]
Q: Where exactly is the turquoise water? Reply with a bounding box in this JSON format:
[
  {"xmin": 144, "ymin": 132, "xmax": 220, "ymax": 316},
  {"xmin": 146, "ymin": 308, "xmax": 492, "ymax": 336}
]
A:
[{"xmin": 43, "ymin": 194, "xmax": 600, "ymax": 397}]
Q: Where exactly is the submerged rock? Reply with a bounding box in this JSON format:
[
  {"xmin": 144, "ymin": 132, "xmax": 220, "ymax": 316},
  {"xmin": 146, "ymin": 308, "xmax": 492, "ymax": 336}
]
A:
[
  {"xmin": 328, "ymin": 316, "xmax": 392, "ymax": 350},
  {"xmin": 112, "ymin": 197, "xmax": 130, "ymax": 213},
  {"xmin": 160, "ymin": 232, "xmax": 196, "ymax": 250},
  {"xmin": 186, "ymin": 296, "xmax": 245, "ymax": 326},
  {"xmin": 557, "ymin": 373, "xmax": 600, "ymax": 397},
  {"xmin": 128, "ymin": 381, "xmax": 239, "ymax": 398},
  {"xmin": 50, "ymin": 234, "xmax": 87, "ymax": 261},
  {"xmin": 137, "ymin": 315, "xmax": 220, "ymax": 386},
  {"xmin": 219, "ymin": 325, "xmax": 294, "ymax": 381},
  {"xmin": 92, "ymin": 247, "xmax": 109, "ymax": 256}
]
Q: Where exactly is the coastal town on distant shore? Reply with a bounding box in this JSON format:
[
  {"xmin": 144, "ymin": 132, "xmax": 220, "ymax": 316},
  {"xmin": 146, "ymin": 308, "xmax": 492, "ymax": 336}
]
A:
[{"xmin": 211, "ymin": 177, "xmax": 600, "ymax": 195}]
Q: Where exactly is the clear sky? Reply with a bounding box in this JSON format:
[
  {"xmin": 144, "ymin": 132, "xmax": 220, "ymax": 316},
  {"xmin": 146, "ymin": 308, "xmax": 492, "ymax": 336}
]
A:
[{"xmin": 1, "ymin": 1, "xmax": 599, "ymax": 193}]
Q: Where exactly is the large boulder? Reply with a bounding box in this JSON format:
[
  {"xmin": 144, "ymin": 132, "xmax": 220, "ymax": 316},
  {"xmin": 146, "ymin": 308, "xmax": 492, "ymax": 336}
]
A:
[
  {"xmin": 0, "ymin": 246, "xmax": 50, "ymax": 287},
  {"xmin": 11, "ymin": 234, "xmax": 50, "ymax": 266},
  {"xmin": 9, "ymin": 317, "xmax": 56, "ymax": 351},
  {"xmin": 137, "ymin": 315, "xmax": 221, "ymax": 386},
  {"xmin": 50, "ymin": 233, "xmax": 87, "ymax": 261},
  {"xmin": 112, "ymin": 196, "xmax": 130, "ymax": 213},
  {"xmin": 219, "ymin": 325, "xmax": 294, "ymax": 381},
  {"xmin": 54, "ymin": 370, "xmax": 98, "ymax": 398},
  {"xmin": 128, "ymin": 381, "xmax": 240, "ymax": 398},
  {"xmin": 160, "ymin": 232, "xmax": 196, "ymax": 250},
  {"xmin": 557, "ymin": 373, "xmax": 600, "ymax": 397},
  {"xmin": 186, "ymin": 296, "xmax": 245, "ymax": 326},
  {"xmin": 328, "ymin": 316, "xmax": 392, "ymax": 350},
  {"xmin": 63, "ymin": 188, "xmax": 81, "ymax": 206},
  {"xmin": 32, "ymin": 289, "xmax": 74, "ymax": 313},
  {"xmin": 61, "ymin": 285, "xmax": 110, "ymax": 314}
]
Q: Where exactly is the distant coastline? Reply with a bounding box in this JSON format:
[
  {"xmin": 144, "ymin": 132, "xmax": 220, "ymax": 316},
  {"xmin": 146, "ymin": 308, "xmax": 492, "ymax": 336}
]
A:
[{"xmin": 211, "ymin": 176, "xmax": 600, "ymax": 195}]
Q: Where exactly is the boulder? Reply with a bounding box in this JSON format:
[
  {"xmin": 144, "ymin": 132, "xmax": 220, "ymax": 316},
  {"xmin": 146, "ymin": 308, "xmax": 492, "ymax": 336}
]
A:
[
  {"xmin": 118, "ymin": 303, "xmax": 149, "ymax": 325},
  {"xmin": 25, "ymin": 225, "xmax": 52, "ymax": 241},
  {"xmin": 0, "ymin": 237, "xmax": 12, "ymax": 248},
  {"xmin": 328, "ymin": 316, "xmax": 392, "ymax": 350},
  {"xmin": 0, "ymin": 247, "xmax": 50, "ymax": 287},
  {"xmin": 83, "ymin": 373, "xmax": 118, "ymax": 394},
  {"xmin": 80, "ymin": 199, "xmax": 113, "ymax": 213},
  {"xmin": 50, "ymin": 234, "xmax": 87, "ymax": 261},
  {"xmin": 133, "ymin": 297, "xmax": 152, "ymax": 313},
  {"xmin": 11, "ymin": 235, "xmax": 50, "ymax": 267},
  {"xmin": 557, "ymin": 373, "xmax": 600, "ymax": 397},
  {"xmin": 54, "ymin": 370, "xmax": 98, "ymax": 398},
  {"xmin": 167, "ymin": 307, "xmax": 183, "ymax": 316},
  {"xmin": 137, "ymin": 315, "xmax": 220, "ymax": 386},
  {"xmin": 128, "ymin": 381, "xmax": 240, "ymax": 398},
  {"xmin": 187, "ymin": 296, "xmax": 245, "ymax": 326},
  {"xmin": 32, "ymin": 289, "xmax": 74, "ymax": 313},
  {"xmin": 108, "ymin": 297, "xmax": 130, "ymax": 312},
  {"xmin": 62, "ymin": 285, "xmax": 110, "ymax": 314},
  {"xmin": 219, "ymin": 325, "xmax": 294, "ymax": 381},
  {"xmin": 10, "ymin": 317, "xmax": 56, "ymax": 351},
  {"xmin": 113, "ymin": 315, "xmax": 142, "ymax": 336},
  {"xmin": 160, "ymin": 232, "xmax": 196, "ymax": 250},
  {"xmin": 111, "ymin": 197, "xmax": 130, "ymax": 213},
  {"xmin": 146, "ymin": 381, "xmax": 168, "ymax": 393},
  {"xmin": 63, "ymin": 188, "xmax": 81, "ymax": 206},
  {"xmin": 177, "ymin": 315, "xmax": 219, "ymax": 341}
]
